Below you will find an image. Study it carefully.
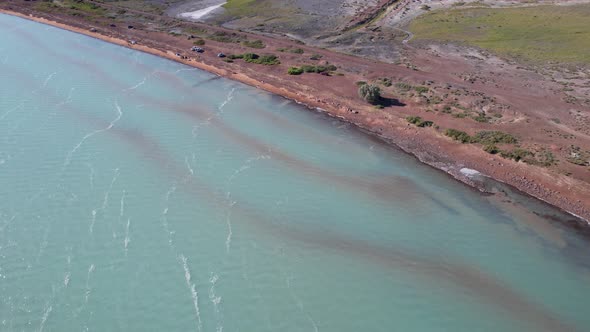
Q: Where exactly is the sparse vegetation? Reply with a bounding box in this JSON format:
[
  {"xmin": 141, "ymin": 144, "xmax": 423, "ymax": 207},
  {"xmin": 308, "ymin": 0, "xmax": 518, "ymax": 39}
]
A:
[
  {"xmin": 278, "ymin": 47, "xmax": 304, "ymax": 54},
  {"xmin": 310, "ymin": 54, "xmax": 323, "ymax": 60},
  {"xmin": 193, "ymin": 39, "xmax": 206, "ymax": 46},
  {"xmin": 567, "ymin": 145, "xmax": 589, "ymax": 166}
]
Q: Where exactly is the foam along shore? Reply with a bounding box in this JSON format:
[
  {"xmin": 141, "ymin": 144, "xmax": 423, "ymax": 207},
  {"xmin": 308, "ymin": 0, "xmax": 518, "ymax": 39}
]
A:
[{"xmin": 179, "ymin": 2, "xmax": 226, "ymax": 20}]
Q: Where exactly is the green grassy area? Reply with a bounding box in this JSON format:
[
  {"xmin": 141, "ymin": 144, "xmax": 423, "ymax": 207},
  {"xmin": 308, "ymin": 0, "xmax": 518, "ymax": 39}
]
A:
[
  {"xmin": 408, "ymin": 4, "xmax": 590, "ymax": 64},
  {"xmin": 36, "ymin": 0, "xmax": 107, "ymax": 17},
  {"xmin": 223, "ymin": 0, "xmax": 273, "ymax": 17}
]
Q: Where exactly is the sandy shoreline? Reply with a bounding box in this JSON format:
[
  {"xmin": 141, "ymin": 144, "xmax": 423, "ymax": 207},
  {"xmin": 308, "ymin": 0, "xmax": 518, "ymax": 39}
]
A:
[{"xmin": 1, "ymin": 8, "xmax": 589, "ymax": 224}]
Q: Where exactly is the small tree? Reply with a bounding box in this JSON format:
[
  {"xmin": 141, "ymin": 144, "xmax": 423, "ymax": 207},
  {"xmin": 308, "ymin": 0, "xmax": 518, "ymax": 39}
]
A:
[{"xmin": 358, "ymin": 84, "xmax": 381, "ymax": 104}]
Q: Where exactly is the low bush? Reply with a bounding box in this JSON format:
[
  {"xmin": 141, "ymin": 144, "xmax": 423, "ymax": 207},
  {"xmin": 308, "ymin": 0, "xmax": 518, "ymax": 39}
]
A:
[
  {"xmin": 288, "ymin": 67, "xmax": 303, "ymax": 75},
  {"xmin": 500, "ymin": 148, "xmax": 533, "ymax": 162},
  {"xmin": 242, "ymin": 39, "xmax": 265, "ymax": 49},
  {"xmin": 445, "ymin": 129, "xmax": 473, "ymax": 143},
  {"xmin": 296, "ymin": 64, "xmax": 337, "ymax": 74},
  {"xmin": 473, "ymin": 113, "xmax": 491, "ymax": 123},
  {"xmin": 395, "ymin": 82, "xmax": 413, "ymax": 91},
  {"xmin": 406, "ymin": 116, "xmax": 434, "ymax": 127},
  {"xmin": 414, "ymin": 86, "xmax": 429, "ymax": 94},
  {"xmin": 310, "ymin": 54, "xmax": 323, "ymax": 60},
  {"xmin": 229, "ymin": 53, "xmax": 280, "ymax": 65},
  {"xmin": 473, "ymin": 131, "xmax": 518, "ymax": 145},
  {"xmin": 378, "ymin": 78, "xmax": 393, "ymax": 87},
  {"xmin": 483, "ymin": 144, "xmax": 500, "ymax": 154},
  {"xmin": 193, "ymin": 39, "xmax": 205, "ymax": 46}
]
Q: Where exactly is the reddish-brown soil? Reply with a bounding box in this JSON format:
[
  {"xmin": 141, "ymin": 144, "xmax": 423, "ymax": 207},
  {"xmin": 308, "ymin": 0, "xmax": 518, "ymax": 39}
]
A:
[{"xmin": 1, "ymin": 1, "xmax": 589, "ymax": 222}]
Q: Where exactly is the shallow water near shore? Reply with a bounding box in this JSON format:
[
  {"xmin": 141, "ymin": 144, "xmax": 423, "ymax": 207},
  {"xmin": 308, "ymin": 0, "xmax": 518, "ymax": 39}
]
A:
[{"xmin": 1, "ymin": 13, "xmax": 590, "ymax": 332}]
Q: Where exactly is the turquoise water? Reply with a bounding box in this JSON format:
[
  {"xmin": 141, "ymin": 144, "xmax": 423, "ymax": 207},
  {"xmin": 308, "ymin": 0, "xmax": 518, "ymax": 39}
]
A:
[{"xmin": 1, "ymin": 13, "xmax": 590, "ymax": 332}]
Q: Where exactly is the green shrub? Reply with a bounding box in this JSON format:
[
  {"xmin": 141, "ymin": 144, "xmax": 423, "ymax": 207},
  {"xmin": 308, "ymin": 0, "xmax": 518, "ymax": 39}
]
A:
[
  {"xmin": 473, "ymin": 113, "xmax": 491, "ymax": 123},
  {"xmin": 358, "ymin": 84, "xmax": 382, "ymax": 105},
  {"xmin": 288, "ymin": 67, "xmax": 303, "ymax": 75},
  {"xmin": 242, "ymin": 39, "xmax": 265, "ymax": 49},
  {"xmin": 378, "ymin": 78, "xmax": 393, "ymax": 87},
  {"xmin": 414, "ymin": 86, "xmax": 429, "ymax": 94},
  {"xmin": 500, "ymin": 148, "xmax": 533, "ymax": 162},
  {"xmin": 290, "ymin": 48, "xmax": 304, "ymax": 54},
  {"xmin": 242, "ymin": 53, "xmax": 259, "ymax": 61},
  {"xmin": 247, "ymin": 54, "xmax": 280, "ymax": 65},
  {"xmin": 395, "ymin": 82, "xmax": 413, "ymax": 91},
  {"xmin": 298, "ymin": 64, "xmax": 337, "ymax": 73},
  {"xmin": 445, "ymin": 129, "xmax": 473, "ymax": 143},
  {"xmin": 310, "ymin": 54, "xmax": 323, "ymax": 60},
  {"xmin": 301, "ymin": 64, "xmax": 316, "ymax": 73},
  {"xmin": 229, "ymin": 53, "xmax": 280, "ymax": 65},
  {"xmin": 406, "ymin": 116, "xmax": 434, "ymax": 127},
  {"xmin": 473, "ymin": 131, "xmax": 518, "ymax": 145},
  {"xmin": 193, "ymin": 39, "xmax": 205, "ymax": 46},
  {"xmin": 483, "ymin": 144, "xmax": 500, "ymax": 154},
  {"xmin": 356, "ymin": 81, "xmax": 367, "ymax": 86}
]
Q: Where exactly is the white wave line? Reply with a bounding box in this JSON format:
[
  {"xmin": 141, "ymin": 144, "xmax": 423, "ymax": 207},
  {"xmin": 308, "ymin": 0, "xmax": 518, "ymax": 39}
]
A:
[
  {"xmin": 124, "ymin": 217, "xmax": 131, "ymax": 254},
  {"xmin": 185, "ymin": 156, "xmax": 194, "ymax": 176},
  {"xmin": 89, "ymin": 209, "xmax": 97, "ymax": 234},
  {"xmin": 64, "ymin": 272, "xmax": 71, "ymax": 288},
  {"xmin": 124, "ymin": 71, "xmax": 156, "ymax": 91},
  {"xmin": 87, "ymin": 163, "xmax": 95, "ymax": 190},
  {"xmin": 38, "ymin": 304, "xmax": 52, "ymax": 332},
  {"xmin": 64, "ymin": 101, "xmax": 123, "ymax": 167},
  {"xmin": 84, "ymin": 264, "xmax": 95, "ymax": 303},
  {"xmin": 101, "ymin": 168, "xmax": 120, "ymax": 211},
  {"xmin": 224, "ymin": 201, "xmax": 236, "ymax": 253},
  {"xmin": 42, "ymin": 72, "xmax": 57, "ymax": 88},
  {"xmin": 0, "ymin": 103, "xmax": 23, "ymax": 122},
  {"xmin": 162, "ymin": 185, "xmax": 177, "ymax": 246},
  {"xmin": 64, "ymin": 253, "xmax": 72, "ymax": 287},
  {"xmin": 190, "ymin": 87, "xmax": 236, "ymax": 139},
  {"xmin": 174, "ymin": 68, "xmax": 198, "ymax": 74},
  {"xmin": 286, "ymin": 275, "xmax": 319, "ymax": 332},
  {"xmin": 55, "ymin": 87, "xmax": 75, "ymax": 107},
  {"xmin": 180, "ymin": 254, "xmax": 202, "ymax": 332},
  {"xmin": 63, "ymin": 100, "xmax": 123, "ymax": 167},
  {"xmin": 222, "ymin": 154, "xmax": 270, "ymax": 252},
  {"xmin": 119, "ymin": 190, "xmax": 126, "ymax": 218},
  {"xmin": 217, "ymin": 87, "xmax": 235, "ymax": 115},
  {"xmin": 209, "ymin": 272, "xmax": 224, "ymax": 332}
]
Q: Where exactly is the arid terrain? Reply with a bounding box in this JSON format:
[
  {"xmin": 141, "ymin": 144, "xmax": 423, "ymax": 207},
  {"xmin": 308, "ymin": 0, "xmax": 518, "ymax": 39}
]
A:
[{"xmin": 2, "ymin": 0, "xmax": 589, "ymax": 223}]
